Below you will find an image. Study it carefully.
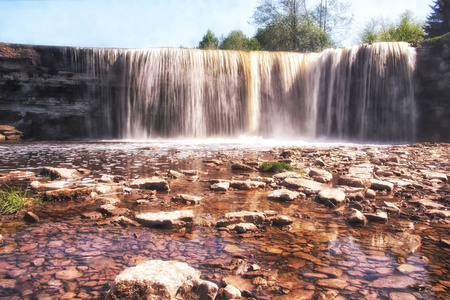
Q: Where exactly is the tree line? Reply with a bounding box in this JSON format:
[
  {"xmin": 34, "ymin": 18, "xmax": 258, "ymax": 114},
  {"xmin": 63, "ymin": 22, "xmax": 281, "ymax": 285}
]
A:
[{"xmin": 198, "ymin": 0, "xmax": 450, "ymax": 52}]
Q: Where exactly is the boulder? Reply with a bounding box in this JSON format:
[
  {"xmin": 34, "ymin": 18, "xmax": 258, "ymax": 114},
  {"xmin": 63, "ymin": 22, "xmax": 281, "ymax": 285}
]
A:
[
  {"xmin": 268, "ymin": 189, "xmax": 300, "ymax": 202},
  {"xmin": 217, "ymin": 211, "xmax": 265, "ymax": 227},
  {"xmin": 106, "ymin": 260, "xmax": 217, "ymax": 300},
  {"xmin": 135, "ymin": 210, "xmax": 194, "ymax": 228},
  {"xmin": 171, "ymin": 194, "xmax": 203, "ymax": 205},
  {"xmin": 222, "ymin": 285, "xmax": 241, "ymax": 300},
  {"xmin": 130, "ymin": 177, "xmax": 169, "ymax": 191},
  {"xmin": 316, "ymin": 189, "xmax": 346, "ymax": 207},
  {"xmin": 281, "ymin": 178, "xmax": 330, "ymax": 194}
]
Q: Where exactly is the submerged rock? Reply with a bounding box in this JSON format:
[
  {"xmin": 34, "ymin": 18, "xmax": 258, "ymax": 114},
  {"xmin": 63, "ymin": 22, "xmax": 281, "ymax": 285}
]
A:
[
  {"xmin": 135, "ymin": 210, "xmax": 194, "ymax": 228},
  {"xmin": 171, "ymin": 194, "xmax": 203, "ymax": 205},
  {"xmin": 40, "ymin": 167, "xmax": 82, "ymax": 180},
  {"xmin": 368, "ymin": 275, "xmax": 417, "ymax": 289},
  {"xmin": 217, "ymin": 211, "xmax": 266, "ymax": 227}
]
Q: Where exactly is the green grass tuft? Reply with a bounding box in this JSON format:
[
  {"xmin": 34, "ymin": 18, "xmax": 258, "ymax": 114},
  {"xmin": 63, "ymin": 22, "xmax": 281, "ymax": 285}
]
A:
[
  {"xmin": 259, "ymin": 161, "xmax": 295, "ymax": 173},
  {"xmin": 0, "ymin": 186, "xmax": 30, "ymax": 215}
]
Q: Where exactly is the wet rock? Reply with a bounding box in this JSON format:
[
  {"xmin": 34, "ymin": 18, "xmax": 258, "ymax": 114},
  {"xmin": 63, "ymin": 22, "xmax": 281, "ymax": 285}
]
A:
[
  {"xmin": 171, "ymin": 194, "xmax": 203, "ymax": 205},
  {"xmin": 347, "ymin": 209, "xmax": 367, "ymax": 225},
  {"xmin": 268, "ymin": 189, "xmax": 300, "ymax": 202},
  {"xmin": 118, "ymin": 216, "xmax": 141, "ymax": 227},
  {"xmin": 368, "ymin": 275, "xmax": 417, "ymax": 289},
  {"xmin": 106, "ymin": 260, "xmax": 212, "ymax": 300},
  {"xmin": 217, "ymin": 211, "xmax": 266, "ymax": 227},
  {"xmin": 234, "ymin": 223, "xmax": 258, "ymax": 233},
  {"xmin": 269, "ymin": 215, "xmax": 294, "ymax": 227},
  {"xmin": 395, "ymin": 264, "xmax": 423, "ymax": 274},
  {"xmin": 383, "ymin": 201, "xmax": 400, "ymax": 212},
  {"xmin": 370, "ymin": 179, "xmax": 394, "ymax": 192},
  {"xmin": 210, "ymin": 181, "xmax": 230, "ymax": 191},
  {"xmin": 317, "ymin": 189, "xmax": 346, "ymax": 207},
  {"xmin": 135, "ymin": 210, "xmax": 194, "ymax": 228},
  {"xmin": 231, "ymin": 162, "xmax": 255, "ymax": 171},
  {"xmin": 281, "ymin": 178, "xmax": 330, "ymax": 194},
  {"xmin": 230, "ymin": 180, "xmax": 265, "ymax": 190},
  {"xmin": 130, "ymin": 177, "xmax": 169, "ymax": 191},
  {"xmin": 0, "ymin": 234, "xmax": 3, "ymax": 245},
  {"xmin": 95, "ymin": 184, "xmax": 125, "ymax": 194},
  {"xmin": 40, "ymin": 167, "xmax": 82, "ymax": 180},
  {"xmin": 315, "ymin": 266, "xmax": 343, "ymax": 278},
  {"xmin": 440, "ymin": 239, "xmax": 450, "ymax": 248},
  {"xmin": 389, "ymin": 232, "xmax": 422, "ymax": 256},
  {"xmin": 273, "ymin": 171, "xmax": 303, "ymax": 180},
  {"xmin": 364, "ymin": 211, "xmax": 388, "ymax": 222},
  {"xmin": 44, "ymin": 187, "xmax": 93, "ymax": 201},
  {"xmin": 309, "ymin": 168, "xmax": 333, "ymax": 183},
  {"xmin": 23, "ymin": 211, "xmax": 39, "ymax": 223},
  {"xmin": 389, "ymin": 292, "xmax": 417, "ymax": 300},
  {"xmin": 337, "ymin": 176, "xmax": 370, "ymax": 188},
  {"xmin": 316, "ymin": 279, "xmax": 348, "ymax": 289},
  {"xmin": 81, "ymin": 211, "xmax": 103, "ymax": 220},
  {"xmin": 168, "ymin": 170, "xmax": 184, "ymax": 178},
  {"xmin": 98, "ymin": 204, "xmax": 129, "ymax": 216},
  {"xmin": 222, "ymin": 284, "xmax": 241, "ymax": 299}
]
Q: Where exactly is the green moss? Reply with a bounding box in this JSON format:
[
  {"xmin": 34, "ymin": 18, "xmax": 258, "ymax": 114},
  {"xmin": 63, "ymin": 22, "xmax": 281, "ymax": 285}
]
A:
[
  {"xmin": 259, "ymin": 161, "xmax": 295, "ymax": 173},
  {"xmin": 0, "ymin": 186, "xmax": 30, "ymax": 215}
]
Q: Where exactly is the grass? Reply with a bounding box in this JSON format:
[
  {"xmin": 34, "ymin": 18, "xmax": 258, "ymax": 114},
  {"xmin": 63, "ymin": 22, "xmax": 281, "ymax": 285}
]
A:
[
  {"xmin": 0, "ymin": 186, "xmax": 30, "ymax": 215},
  {"xmin": 259, "ymin": 161, "xmax": 295, "ymax": 173}
]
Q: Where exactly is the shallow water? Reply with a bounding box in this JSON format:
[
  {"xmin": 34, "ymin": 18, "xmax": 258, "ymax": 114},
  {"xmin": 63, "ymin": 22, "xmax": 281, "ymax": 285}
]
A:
[{"xmin": 0, "ymin": 141, "xmax": 448, "ymax": 299}]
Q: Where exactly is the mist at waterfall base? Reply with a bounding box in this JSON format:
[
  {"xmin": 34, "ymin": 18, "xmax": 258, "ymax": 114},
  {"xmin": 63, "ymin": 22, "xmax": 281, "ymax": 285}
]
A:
[{"xmin": 67, "ymin": 42, "xmax": 416, "ymax": 144}]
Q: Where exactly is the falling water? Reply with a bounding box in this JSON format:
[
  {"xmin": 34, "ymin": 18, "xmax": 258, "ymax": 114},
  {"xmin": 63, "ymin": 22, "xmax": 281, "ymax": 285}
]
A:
[{"xmin": 66, "ymin": 42, "xmax": 416, "ymax": 142}]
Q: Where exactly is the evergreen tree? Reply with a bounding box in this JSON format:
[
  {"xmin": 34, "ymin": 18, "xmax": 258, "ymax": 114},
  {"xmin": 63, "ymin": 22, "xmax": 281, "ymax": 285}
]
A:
[
  {"xmin": 424, "ymin": 0, "xmax": 450, "ymax": 38},
  {"xmin": 198, "ymin": 29, "xmax": 219, "ymax": 50}
]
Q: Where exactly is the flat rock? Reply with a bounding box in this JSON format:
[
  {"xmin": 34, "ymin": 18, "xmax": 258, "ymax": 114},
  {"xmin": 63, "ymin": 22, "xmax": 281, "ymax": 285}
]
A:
[
  {"xmin": 337, "ymin": 176, "xmax": 370, "ymax": 188},
  {"xmin": 370, "ymin": 179, "xmax": 394, "ymax": 192},
  {"xmin": 316, "ymin": 279, "xmax": 348, "ymax": 289},
  {"xmin": 41, "ymin": 167, "xmax": 82, "ymax": 180},
  {"xmin": 230, "ymin": 180, "xmax": 265, "ymax": 190},
  {"xmin": 364, "ymin": 211, "xmax": 388, "ymax": 222},
  {"xmin": 273, "ymin": 172, "xmax": 303, "ymax": 180},
  {"xmin": 368, "ymin": 275, "xmax": 417, "ymax": 289},
  {"xmin": 210, "ymin": 182, "xmax": 230, "ymax": 191},
  {"xmin": 309, "ymin": 168, "xmax": 333, "ymax": 183},
  {"xmin": 130, "ymin": 177, "xmax": 169, "ymax": 191},
  {"xmin": 348, "ymin": 164, "xmax": 374, "ymax": 178},
  {"xmin": 317, "ymin": 188, "xmax": 346, "ymax": 207},
  {"xmin": 234, "ymin": 223, "xmax": 258, "ymax": 233},
  {"xmin": 389, "ymin": 292, "xmax": 417, "ymax": 300},
  {"xmin": 135, "ymin": 210, "xmax": 194, "ymax": 228},
  {"xmin": 268, "ymin": 189, "xmax": 300, "ymax": 202},
  {"xmin": 231, "ymin": 162, "xmax": 255, "ymax": 171},
  {"xmin": 217, "ymin": 211, "xmax": 266, "ymax": 227},
  {"xmin": 281, "ymin": 178, "xmax": 330, "ymax": 194},
  {"xmin": 171, "ymin": 194, "xmax": 203, "ymax": 205},
  {"xmin": 422, "ymin": 171, "xmax": 448, "ymax": 182},
  {"xmin": 106, "ymin": 260, "xmax": 207, "ymax": 300},
  {"xmin": 314, "ymin": 266, "xmax": 343, "ymax": 278}
]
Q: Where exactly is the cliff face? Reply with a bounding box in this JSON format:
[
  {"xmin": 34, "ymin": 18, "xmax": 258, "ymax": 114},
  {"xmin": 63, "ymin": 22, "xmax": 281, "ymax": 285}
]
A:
[
  {"xmin": 414, "ymin": 33, "xmax": 450, "ymax": 142},
  {"xmin": 0, "ymin": 40, "xmax": 449, "ymax": 142},
  {"xmin": 0, "ymin": 43, "xmax": 99, "ymax": 139}
]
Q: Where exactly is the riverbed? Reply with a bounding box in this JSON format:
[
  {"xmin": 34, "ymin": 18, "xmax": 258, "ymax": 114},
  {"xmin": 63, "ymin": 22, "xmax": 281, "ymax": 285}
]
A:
[{"xmin": 0, "ymin": 140, "xmax": 449, "ymax": 299}]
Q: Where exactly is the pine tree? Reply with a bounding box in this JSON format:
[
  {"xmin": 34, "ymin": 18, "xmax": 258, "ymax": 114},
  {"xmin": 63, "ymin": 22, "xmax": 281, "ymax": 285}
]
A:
[{"xmin": 424, "ymin": 0, "xmax": 450, "ymax": 38}]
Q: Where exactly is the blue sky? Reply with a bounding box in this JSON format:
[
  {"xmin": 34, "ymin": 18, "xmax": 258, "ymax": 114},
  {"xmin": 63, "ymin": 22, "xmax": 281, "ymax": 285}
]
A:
[{"xmin": 0, "ymin": 0, "xmax": 434, "ymax": 49}]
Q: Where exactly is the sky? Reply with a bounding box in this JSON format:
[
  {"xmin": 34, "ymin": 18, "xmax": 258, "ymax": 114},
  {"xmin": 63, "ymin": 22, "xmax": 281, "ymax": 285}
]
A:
[{"xmin": 0, "ymin": 0, "xmax": 434, "ymax": 49}]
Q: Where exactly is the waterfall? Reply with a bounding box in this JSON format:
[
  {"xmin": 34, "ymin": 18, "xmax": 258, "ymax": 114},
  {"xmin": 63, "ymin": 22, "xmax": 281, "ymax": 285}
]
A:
[{"xmin": 66, "ymin": 42, "xmax": 416, "ymax": 142}]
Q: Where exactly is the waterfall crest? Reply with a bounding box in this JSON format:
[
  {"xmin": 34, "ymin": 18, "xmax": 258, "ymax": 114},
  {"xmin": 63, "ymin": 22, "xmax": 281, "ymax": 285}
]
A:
[{"xmin": 67, "ymin": 42, "xmax": 416, "ymax": 142}]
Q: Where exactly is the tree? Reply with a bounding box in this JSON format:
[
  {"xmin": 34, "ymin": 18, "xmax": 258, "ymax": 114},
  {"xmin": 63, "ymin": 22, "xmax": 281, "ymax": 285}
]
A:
[
  {"xmin": 360, "ymin": 11, "xmax": 425, "ymax": 43},
  {"xmin": 424, "ymin": 0, "xmax": 450, "ymax": 38},
  {"xmin": 252, "ymin": 0, "xmax": 334, "ymax": 52},
  {"xmin": 198, "ymin": 29, "xmax": 219, "ymax": 50},
  {"xmin": 311, "ymin": 0, "xmax": 353, "ymax": 45},
  {"xmin": 219, "ymin": 30, "xmax": 261, "ymax": 51}
]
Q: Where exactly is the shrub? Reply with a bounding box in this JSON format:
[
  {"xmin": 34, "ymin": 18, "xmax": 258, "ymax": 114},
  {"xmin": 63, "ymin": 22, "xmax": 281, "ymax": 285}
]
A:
[
  {"xmin": 259, "ymin": 161, "xmax": 294, "ymax": 173},
  {"xmin": 0, "ymin": 186, "xmax": 30, "ymax": 215}
]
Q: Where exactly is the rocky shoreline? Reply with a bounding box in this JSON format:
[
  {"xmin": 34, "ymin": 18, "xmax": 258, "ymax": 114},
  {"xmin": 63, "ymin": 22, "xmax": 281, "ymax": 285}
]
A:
[{"xmin": 0, "ymin": 142, "xmax": 449, "ymax": 299}]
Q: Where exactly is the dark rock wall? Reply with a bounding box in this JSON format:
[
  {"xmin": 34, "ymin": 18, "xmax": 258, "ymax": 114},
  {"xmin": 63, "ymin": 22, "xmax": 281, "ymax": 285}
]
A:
[
  {"xmin": 0, "ymin": 40, "xmax": 449, "ymax": 142},
  {"xmin": 414, "ymin": 33, "xmax": 450, "ymax": 142}
]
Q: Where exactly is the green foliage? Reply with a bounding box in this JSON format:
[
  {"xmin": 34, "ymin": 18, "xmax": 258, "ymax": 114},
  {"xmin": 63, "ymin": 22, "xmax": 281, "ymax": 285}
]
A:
[
  {"xmin": 259, "ymin": 161, "xmax": 294, "ymax": 173},
  {"xmin": 360, "ymin": 11, "xmax": 425, "ymax": 43},
  {"xmin": 425, "ymin": 0, "xmax": 450, "ymax": 38},
  {"xmin": 219, "ymin": 30, "xmax": 261, "ymax": 51},
  {"xmin": 0, "ymin": 186, "xmax": 29, "ymax": 215},
  {"xmin": 198, "ymin": 29, "xmax": 219, "ymax": 50}
]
